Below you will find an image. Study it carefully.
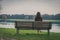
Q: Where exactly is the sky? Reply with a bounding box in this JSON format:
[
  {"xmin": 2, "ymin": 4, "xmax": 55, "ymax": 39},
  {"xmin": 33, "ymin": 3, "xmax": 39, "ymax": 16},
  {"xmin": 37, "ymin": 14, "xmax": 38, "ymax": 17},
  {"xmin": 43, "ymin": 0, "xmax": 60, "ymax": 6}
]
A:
[{"xmin": 0, "ymin": 0, "xmax": 60, "ymax": 15}]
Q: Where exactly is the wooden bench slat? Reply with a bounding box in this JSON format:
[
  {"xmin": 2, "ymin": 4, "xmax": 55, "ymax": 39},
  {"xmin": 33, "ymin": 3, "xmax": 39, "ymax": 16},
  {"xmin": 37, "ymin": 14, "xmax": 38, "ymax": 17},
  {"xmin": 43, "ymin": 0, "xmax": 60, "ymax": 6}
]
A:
[{"xmin": 15, "ymin": 21, "xmax": 52, "ymax": 30}]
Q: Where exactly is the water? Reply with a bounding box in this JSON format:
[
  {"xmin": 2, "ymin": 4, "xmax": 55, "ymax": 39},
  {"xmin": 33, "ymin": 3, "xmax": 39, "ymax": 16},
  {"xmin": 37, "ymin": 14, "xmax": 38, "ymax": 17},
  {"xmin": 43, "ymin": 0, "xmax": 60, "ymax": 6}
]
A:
[
  {"xmin": 0, "ymin": 22, "xmax": 60, "ymax": 33},
  {"xmin": 0, "ymin": 22, "xmax": 15, "ymax": 28},
  {"xmin": 50, "ymin": 24, "xmax": 60, "ymax": 33}
]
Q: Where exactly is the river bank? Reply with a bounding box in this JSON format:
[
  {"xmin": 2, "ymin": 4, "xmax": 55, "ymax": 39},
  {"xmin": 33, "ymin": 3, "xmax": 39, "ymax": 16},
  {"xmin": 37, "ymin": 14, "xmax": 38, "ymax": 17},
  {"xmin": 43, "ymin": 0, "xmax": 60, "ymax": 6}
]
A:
[{"xmin": 0, "ymin": 22, "xmax": 60, "ymax": 33}]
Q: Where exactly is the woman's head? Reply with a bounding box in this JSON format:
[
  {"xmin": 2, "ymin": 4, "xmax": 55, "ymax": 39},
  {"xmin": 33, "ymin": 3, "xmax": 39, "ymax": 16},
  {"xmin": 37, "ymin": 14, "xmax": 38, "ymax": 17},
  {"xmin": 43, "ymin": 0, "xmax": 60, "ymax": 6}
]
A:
[
  {"xmin": 35, "ymin": 12, "xmax": 42, "ymax": 21},
  {"xmin": 36, "ymin": 12, "xmax": 41, "ymax": 17}
]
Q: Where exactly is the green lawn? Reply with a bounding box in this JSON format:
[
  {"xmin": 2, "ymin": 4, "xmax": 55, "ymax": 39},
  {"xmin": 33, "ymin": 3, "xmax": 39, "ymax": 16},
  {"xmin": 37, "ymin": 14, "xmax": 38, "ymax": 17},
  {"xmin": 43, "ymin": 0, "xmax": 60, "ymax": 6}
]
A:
[{"xmin": 0, "ymin": 28, "xmax": 60, "ymax": 40}]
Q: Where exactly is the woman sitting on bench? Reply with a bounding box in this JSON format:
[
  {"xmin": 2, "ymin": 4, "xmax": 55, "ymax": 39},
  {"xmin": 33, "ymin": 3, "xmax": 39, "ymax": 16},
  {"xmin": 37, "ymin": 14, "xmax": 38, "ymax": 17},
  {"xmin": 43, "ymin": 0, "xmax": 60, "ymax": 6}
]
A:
[{"xmin": 35, "ymin": 12, "xmax": 42, "ymax": 33}]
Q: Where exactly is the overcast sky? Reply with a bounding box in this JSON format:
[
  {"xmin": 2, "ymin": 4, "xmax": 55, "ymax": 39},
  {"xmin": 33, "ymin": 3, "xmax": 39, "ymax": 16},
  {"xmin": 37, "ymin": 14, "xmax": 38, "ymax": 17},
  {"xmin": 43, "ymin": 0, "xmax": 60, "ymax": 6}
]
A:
[{"xmin": 0, "ymin": 0, "xmax": 60, "ymax": 15}]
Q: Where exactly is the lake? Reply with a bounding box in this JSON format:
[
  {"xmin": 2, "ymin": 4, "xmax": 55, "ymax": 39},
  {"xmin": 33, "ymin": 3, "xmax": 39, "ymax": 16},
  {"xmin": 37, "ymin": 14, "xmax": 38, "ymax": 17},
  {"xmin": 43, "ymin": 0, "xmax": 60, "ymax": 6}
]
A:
[{"xmin": 0, "ymin": 22, "xmax": 60, "ymax": 33}]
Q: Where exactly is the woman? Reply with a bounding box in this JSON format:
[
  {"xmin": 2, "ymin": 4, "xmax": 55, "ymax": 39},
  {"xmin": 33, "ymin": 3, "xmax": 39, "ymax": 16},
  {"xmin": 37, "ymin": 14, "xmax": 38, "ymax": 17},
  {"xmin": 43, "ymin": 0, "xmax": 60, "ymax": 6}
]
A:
[
  {"xmin": 35, "ymin": 12, "xmax": 42, "ymax": 34},
  {"xmin": 35, "ymin": 12, "xmax": 42, "ymax": 21}
]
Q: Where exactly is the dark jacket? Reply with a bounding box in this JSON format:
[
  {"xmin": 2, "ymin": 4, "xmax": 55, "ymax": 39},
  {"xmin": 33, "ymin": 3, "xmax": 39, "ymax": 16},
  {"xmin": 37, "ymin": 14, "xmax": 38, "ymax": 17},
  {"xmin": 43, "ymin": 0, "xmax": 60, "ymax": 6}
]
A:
[
  {"xmin": 35, "ymin": 16, "xmax": 42, "ymax": 21},
  {"xmin": 35, "ymin": 12, "xmax": 42, "ymax": 21}
]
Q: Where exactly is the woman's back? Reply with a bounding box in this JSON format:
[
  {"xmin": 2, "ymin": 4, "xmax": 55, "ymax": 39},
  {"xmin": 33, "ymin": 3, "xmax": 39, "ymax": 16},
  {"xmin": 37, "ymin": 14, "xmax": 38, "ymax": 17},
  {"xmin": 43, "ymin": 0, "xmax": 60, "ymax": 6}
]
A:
[{"xmin": 35, "ymin": 12, "xmax": 42, "ymax": 21}]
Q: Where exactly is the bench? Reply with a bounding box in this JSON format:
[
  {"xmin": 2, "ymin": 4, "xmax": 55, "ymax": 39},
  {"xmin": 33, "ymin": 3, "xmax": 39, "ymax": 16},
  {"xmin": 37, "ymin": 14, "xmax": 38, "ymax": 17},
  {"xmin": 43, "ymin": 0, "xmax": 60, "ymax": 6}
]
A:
[{"xmin": 15, "ymin": 21, "xmax": 52, "ymax": 35}]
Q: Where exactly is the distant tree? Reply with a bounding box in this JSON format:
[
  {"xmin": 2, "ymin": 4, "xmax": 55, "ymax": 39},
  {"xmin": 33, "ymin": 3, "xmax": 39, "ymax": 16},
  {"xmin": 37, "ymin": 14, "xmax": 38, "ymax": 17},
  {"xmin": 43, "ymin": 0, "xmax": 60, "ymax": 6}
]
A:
[
  {"xmin": 42, "ymin": 14, "xmax": 50, "ymax": 20},
  {"xmin": 25, "ymin": 15, "xmax": 29, "ymax": 19},
  {"xmin": 54, "ymin": 14, "xmax": 60, "ymax": 20},
  {"xmin": 2, "ymin": 14, "xmax": 7, "ymax": 22},
  {"xmin": 50, "ymin": 15, "xmax": 55, "ymax": 20}
]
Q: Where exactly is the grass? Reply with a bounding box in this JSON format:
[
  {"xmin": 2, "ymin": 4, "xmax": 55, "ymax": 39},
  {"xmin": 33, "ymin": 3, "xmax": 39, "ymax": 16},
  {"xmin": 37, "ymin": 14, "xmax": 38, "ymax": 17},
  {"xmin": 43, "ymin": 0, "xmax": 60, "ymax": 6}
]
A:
[{"xmin": 0, "ymin": 28, "xmax": 60, "ymax": 40}]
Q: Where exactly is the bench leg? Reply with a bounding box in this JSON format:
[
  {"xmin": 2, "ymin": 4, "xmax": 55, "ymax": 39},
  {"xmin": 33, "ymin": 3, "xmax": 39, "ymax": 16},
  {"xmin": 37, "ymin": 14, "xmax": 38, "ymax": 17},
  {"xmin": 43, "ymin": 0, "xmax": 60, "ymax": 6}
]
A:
[
  {"xmin": 16, "ymin": 28, "xmax": 19, "ymax": 34},
  {"xmin": 48, "ymin": 29, "xmax": 50, "ymax": 36}
]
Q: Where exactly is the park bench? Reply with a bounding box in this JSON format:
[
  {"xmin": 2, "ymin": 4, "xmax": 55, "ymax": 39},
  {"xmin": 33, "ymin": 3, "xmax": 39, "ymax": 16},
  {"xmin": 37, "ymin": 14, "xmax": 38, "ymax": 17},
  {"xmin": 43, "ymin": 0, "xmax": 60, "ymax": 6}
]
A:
[{"xmin": 15, "ymin": 21, "xmax": 52, "ymax": 35}]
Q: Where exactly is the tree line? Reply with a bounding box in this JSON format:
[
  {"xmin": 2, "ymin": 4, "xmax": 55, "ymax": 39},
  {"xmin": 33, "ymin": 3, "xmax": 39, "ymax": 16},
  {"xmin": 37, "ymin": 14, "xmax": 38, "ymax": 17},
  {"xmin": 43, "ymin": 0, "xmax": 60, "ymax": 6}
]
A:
[{"xmin": 0, "ymin": 14, "xmax": 60, "ymax": 20}]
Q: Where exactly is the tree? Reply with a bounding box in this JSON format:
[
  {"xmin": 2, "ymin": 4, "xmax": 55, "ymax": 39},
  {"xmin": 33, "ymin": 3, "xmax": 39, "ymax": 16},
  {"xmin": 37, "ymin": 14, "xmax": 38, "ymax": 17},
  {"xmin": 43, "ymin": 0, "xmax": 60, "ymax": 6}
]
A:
[{"xmin": 2, "ymin": 14, "xmax": 7, "ymax": 22}]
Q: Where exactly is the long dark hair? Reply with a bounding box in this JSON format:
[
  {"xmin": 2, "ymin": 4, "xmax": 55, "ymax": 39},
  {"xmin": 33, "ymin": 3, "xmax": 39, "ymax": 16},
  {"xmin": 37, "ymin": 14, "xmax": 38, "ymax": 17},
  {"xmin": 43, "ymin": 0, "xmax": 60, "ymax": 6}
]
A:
[
  {"xmin": 36, "ymin": 12, "xmax": 41, "ymax": 18},
  {"xmin": 35, "ymin": 12, "xmax": 42, "ymax": 21}
]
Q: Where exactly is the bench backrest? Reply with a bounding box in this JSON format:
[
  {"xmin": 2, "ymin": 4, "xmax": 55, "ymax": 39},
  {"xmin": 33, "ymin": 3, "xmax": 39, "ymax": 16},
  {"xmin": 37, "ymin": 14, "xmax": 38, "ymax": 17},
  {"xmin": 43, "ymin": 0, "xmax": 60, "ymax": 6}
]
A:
[
  {"xmin": 15, "ymin": 21, "xmax": 52, "ymax": 30},
  {"xmin": 15, "ymin": 21, "xmax": 33, "ymax": 29},
  {"xmin": 34, "ymin": 21, "xmax": 52, "ymax": 29}
]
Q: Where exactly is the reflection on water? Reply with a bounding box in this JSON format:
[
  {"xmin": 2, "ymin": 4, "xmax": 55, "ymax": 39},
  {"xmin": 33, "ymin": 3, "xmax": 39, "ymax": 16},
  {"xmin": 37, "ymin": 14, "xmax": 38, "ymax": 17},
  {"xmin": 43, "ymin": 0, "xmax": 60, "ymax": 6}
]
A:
[
  {"xmin": 0, "ymin": 22, "xmax": 15, "ymax": 28},
  {"xmin": 50, "ymin": 24, "xmax": 60, "ymax": 33},
  {"xmin": 56, "ymin": 24, "xmax": 60, "ymax": 26},
  {"xmin": 0, "ymin": 22, "xmax": 60, "ymax": 33}
]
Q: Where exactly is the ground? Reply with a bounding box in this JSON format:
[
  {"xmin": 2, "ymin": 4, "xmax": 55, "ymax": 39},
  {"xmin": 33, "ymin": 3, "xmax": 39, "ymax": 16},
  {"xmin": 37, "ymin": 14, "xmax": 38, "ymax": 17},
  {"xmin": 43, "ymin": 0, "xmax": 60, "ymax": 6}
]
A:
[{"xmin": 0, "ymin": 28, "xmax": 60, "ymax": 40}]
